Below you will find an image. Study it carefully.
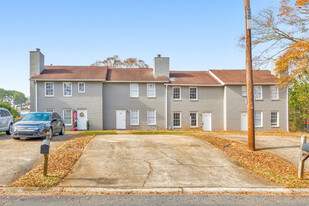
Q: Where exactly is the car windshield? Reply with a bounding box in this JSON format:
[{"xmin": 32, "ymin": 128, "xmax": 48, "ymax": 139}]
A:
[{"xmin": 22, "ymin": 113, "xmax": 51, "ymax": 121}]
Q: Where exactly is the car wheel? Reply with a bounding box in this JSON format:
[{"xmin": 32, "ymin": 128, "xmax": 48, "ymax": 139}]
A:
[
  {"xmin": 6, "ymin": 123, "xmax": 13, "ymax": 135},
  {"xmin": 59, "ymin": 125, "xmax": 65, "ymax": 135}
]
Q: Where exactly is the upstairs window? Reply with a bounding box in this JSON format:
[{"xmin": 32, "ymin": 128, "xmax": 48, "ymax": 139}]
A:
[
  {"xmin": 147, "ymin": 84, "xmax": 156, "ymax": 97},
  {"xmin": 130, "ymin": 84, "xmax": 139, "ymax": 97},
  {"xmin": 63, "ymin": 82, "xmax": 72, "ymax": 97},
  {"xmin": 270, "ymin": 86, "xmax": 279, "ymax": 100},
  {"xmin": 173, "ymin": 87, "xmax": 181, "ymax": 100},
  {"xmin": 45, "ymin": 82, "xmax": 54, "ymax": 96},
  {"xmin": 254, "ymin": 86, "xmax": 262, "ymax": 100},
  {"xmin": 242, "ymin": 86, "xmax": 247, "ymax": 97},
  {"xmin": 78, "ymin": 82, "xmax": 86, "ymax": 93},
  {"xmin": 189, "ymin": 88, "xmax": 198, "ymax": 100},
  {"xmin": 130, "ymin": 110, "xmax": 139, "ymax": 125},
  {"xmin": 147, "ymin": 110, "xmax": 156, "ymax": 125}
]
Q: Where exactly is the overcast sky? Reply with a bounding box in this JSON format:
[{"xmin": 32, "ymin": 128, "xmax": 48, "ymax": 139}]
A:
[{"xmin": 0, "ymin": 0, "xmax": 281, "ymax": 96}]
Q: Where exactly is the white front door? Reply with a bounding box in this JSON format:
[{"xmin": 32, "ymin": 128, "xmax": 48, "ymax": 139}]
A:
[
  {"xmin": 116, "ymin": 110, "xmax": 126, "ymax": 129},
  {"xmin": 77, "ymin": 110, "xmax": 87, "ymax": 130},
  {"xmin": 241, "ymin": 113, "xmax": 248, "ymax": 131},
  {"xmin": 202, "ymin": 113, "xmax": 212, "ymax": 131}
]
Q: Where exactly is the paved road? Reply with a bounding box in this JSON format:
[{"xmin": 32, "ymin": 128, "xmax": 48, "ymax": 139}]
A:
[
  {"xmin": 214, "ymin": 134, "xmax": 307, "ymax": 169},
  {"xmin": 0, "ymin": 194, "xmax": 308, "ymax": 205},
  {"xmin": 60, "ymin": 134, "xmax": 275, "ymax": 188},
  {"xmin": 0, "ymin": 132, "xmax": 77, "ymax": 186}
]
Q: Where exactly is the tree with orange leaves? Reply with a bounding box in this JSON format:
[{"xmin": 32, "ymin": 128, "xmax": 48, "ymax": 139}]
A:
[
  {"xmin": 91, "ymin": 55, "xmax": 149, "ymax": 68},
  {"xmin": 243, "ymin": 0, "xmax": 309, "ymax": 85}
]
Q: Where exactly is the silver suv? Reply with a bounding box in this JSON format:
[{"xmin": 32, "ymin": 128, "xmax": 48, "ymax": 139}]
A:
[{"xmin": 0, "ymin": 108, "xmax": 14, "ymax": 135}]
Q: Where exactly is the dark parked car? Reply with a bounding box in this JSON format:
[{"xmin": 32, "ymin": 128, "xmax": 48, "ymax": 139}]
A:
[{"xmin": 11, "ymin": 112, "xmax": 65, "ymax": 140}]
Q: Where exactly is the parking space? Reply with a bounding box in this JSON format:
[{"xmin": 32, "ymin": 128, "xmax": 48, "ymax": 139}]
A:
[{"xmin": 0, "ymin": 132, "xmax": 77, "ymax": 186}]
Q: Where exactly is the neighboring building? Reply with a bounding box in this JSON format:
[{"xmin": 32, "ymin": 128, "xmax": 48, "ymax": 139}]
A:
[{"xmin": 29, "ymin": 49, "xmax": 288, "ymax": 131}]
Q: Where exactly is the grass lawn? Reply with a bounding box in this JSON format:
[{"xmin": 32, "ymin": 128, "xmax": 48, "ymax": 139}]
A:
[{"xmin": 11, "ymin": 130, "xmax": 116, "ymax": 187}]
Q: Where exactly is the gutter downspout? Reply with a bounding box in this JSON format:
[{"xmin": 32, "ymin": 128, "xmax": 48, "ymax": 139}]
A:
[
  {"xmin": 165, "ymin": 85, "xmax": 168, "ymax": 130},
  {"xmin": 35, "ymin": 80, "xmax": 38, "ymax": 112}
]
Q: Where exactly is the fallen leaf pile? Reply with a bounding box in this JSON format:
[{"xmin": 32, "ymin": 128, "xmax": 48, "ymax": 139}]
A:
[
  {"xmin": 193, "ymin": 133, "xmax": 309, "ymax": 188},
  {"xmin": 11, "ymin": 130, "xmax": 116, "ymax": 187}
]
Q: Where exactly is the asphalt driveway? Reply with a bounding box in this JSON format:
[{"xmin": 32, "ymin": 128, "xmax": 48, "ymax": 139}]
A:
[
  {"xmin": 0, "ymin": 132, "xmax": 77, "ymax": 186},
  {"xmin": 60, "ymin": 134, "xmax": 276, "ymax": 188}
]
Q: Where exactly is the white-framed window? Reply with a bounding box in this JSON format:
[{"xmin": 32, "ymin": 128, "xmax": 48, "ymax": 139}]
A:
[
  {"xmin": 45, "ymin": 82, "xmax": 54, "ymax": 96},
  {"xmin": 130, "ymin": 109, "xmax": 139, "ymax": 125},
  {"xmin": 242, "ymin": 86, "xmax": 247, "ymax": 97},
  {"xmin": 147, "ymin": 110, "xmax": 156, "ymax": 125},
  {"xmin": 271, "ymin": 112, "xmax": 279, "ymax": 127},
  {"xmin": 173, "ymin": 112, "xmax": 181, "ymax": 128},
  {"xmin": 147, "ymin": 84, "xmax": 156, "ymax": 98},
  {"xmin": 254, "ymin": 86, "xmax": 262, "ymax": 100},
  {"xmin": 254, "ymin": 111, "xmax": 263, "ymax": 127},
  {"xmin": 63, "ymin": 109, "xmax": 72, "ymax": 126},
  {"xmin": 45, "ymin": 109, "xmax": 54, "ymax": 112},
  {"xmin": 189, "ymin": 87, "xmax": 198, "ymax": 100},
  {"xmin": 190, "ymin": 112, "xmax": 198, "ymax": 127},
  {"xmin": 173, "ymin": 87, "xmax": 181, "ymax": 100},
  {"xmin": 63, "ymin": 82, "xmax": 72, "ymax": 97},
  {"xmin": 270, "ymin": 86, "xmax": 279, "ymax": 100},
  {"xmin": 78, "ymin": 82, "xmax": 86, "ymax": 93},
  {"xmin": 130, "ymin": 84, "xmax": 139, "ymax": 98}
]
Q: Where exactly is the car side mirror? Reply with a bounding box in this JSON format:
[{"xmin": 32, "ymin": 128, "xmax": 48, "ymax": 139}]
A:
[{"xmin": 17, "ymin": 118, "xmax": 23, "ymax": 122}]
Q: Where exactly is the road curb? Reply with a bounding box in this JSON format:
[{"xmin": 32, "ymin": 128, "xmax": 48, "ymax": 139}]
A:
[{"xmin": 1, "ymin": 187, "xmax": 309, "ymax": 194}]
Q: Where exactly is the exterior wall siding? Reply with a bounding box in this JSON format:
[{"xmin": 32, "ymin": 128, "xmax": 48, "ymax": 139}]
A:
[
  {"xmin": 167, "ymin": 86, "xmax": 224, "ymax": 130},
  {"xmin": 103, "ymin": 83, "xmax": 166, "ymax": 130},
  {"xmin": 225, "ymin": 85, "xmax": 287, "ymax": 131},
  {"xmin": 36, "ymin": 81, "xmax": 103, "ymax": 130}
]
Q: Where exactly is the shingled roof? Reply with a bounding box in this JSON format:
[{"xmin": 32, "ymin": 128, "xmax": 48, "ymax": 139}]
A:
[
  {"xmin": 209, "ymin": 69, "xmax": 278, "ymax": 85},
  {"xmin": 106, "ymin": 68, "xmax": 168, "ymax": 82},
  {"xmin": 31, "ymin": 66, "xmax": 108, "ymax": 80},
  {"xmin": 169, "ymin": 71, "xmax": 220, "ymax": 85}
]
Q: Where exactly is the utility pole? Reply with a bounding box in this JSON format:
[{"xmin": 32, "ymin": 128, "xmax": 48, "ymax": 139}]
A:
[{"xmin": 245, "ymin": 0, "xmax": 255, "ymax": 151}]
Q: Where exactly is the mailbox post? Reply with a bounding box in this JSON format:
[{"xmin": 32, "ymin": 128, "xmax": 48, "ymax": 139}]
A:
[
  {"xmin": 41, "ymin": 139, "xmax": 50, "ymax": 176},
  {"xmin": 298, "ymin": 135, "xmax": 309, "ymax": 179}
]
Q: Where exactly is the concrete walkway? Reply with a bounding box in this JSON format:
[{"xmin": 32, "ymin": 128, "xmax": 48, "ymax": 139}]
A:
[
  {"xmin": 214, "ymin": 134, "xmax": 306, "ymax": 169},
  {"xmin": 60, "ymin": 134, "xmax": 276, "ymax": 188}
]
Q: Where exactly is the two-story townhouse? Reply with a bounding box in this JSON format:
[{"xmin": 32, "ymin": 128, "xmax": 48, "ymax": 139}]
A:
[{"xmin": 29, "ymin": 49, "xmax": 288, "ymax": 131}]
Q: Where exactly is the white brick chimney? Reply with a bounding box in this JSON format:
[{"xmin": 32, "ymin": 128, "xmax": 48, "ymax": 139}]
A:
[{"xmin": 153, "ymin": 54, "xmax": 169, "ymax": 78}]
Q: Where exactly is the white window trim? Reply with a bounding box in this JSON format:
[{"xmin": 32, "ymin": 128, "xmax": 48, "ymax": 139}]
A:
[
  {"xmin": 270, "ymin": 86, "xmax": 279, "ymax": 100},
  {"xmin": 189, "ymin": 87, "xmax": 198, "ymax": 100},
  {"xmin": 254, "ymin": 86, "xmax": 263, "ymax": 100},
  {"xmin": 190, "ymin": 112, "xmax": 198, "ymax": 127},
  {"xmin": 173, "ymin": 87, "xmax": 181, "ymax": 100},
  {"xmin": 271, "ymin": 111, "xmax": 280, "ymax": 127},
  {"xmin": 255, "ymin": 111, "xmax": 263, "ymax": 128},
  {"xmin": 147, "ymin": 110, "xmax": 157, "ymax": 125},
  {"xmin": 130, "ymin": 84, "xmax": 139, "ymax": 98},
  {"xmin": 45, "ymin": 109, "xmax": 54, "ymax": 112},
  {"xmin": 147, "ymin": 84, "xmax": 156, "ymax": 98},
  {"xmin": 173, "ymin": 112, "xmax": 182, "ymax": 128},
  {"xmin": 45, "ymin": 82, "xmax": 54, "ymax": 97},
  {"xmin": 130, "ymin": 109, "xmax": 139, "ymax": 125},
  {"xmin": 63, "ymin": 82, "xmax": 73, "ymax": 97},
  {"xmin": 63, "ymin": 109, "xmax": 73, "ymax": 126},
  {"xmin": 242, "ymin": 86, "xmax": 247, "ymax": 97},
  {"xmin": 78, "ymin": 82, "xmax": 86, "ymax": 93}
]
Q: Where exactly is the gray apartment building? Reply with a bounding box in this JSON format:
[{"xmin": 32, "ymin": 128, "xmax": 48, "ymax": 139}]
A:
[{"xmin": 30, "ymin": 49, "xmax": 288, "ymax": 131}]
